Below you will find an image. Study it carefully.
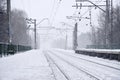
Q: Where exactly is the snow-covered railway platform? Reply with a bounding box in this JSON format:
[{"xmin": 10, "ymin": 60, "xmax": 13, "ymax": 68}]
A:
[
  {"xmin": 0, "ymin": 49, "xmax": 120, "ymax": 80},
  {"xmin": 0, "ymin": 50, "xmax": 55, "ymax": 80}
]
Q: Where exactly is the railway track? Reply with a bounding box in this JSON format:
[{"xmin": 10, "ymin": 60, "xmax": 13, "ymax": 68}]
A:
[
  {"xmin": 55, "ymin": 51, "xmax": 120, "ymax": 71},
  {"xmin": 49, "ymin": 50, "xmax": 120, "ymax": 80},
  {"xmin": 55, "ymin": 50, "xmax": 120, "ymax": 66},
  {"xmin": 44, "ymin": 52, "xmax": 71, "ymax": 80},
  {"xmin": 46, "ymin": 51, "xmax": 101, "ymax": 80}
]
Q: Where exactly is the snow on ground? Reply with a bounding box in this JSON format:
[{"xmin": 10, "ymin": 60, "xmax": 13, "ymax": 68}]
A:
[
  {"xmin": 0, "ymin": 50, "xmax": 54, "ymax": 80},
  {"xmin": 44, "ymin": 52, "xmax": 68, "ymax": 80},
  {"xmin": 0, "ymin": 48, "xmax": 120, "ymax": 80},
  {"xmin": 47, "ymin": 49, "xmax": 120, "ymax": 80},
  {"xmin": 46, "ymin": 51, "xmax": 95, "ymax": 80},
  {"xmin": 54, "ymin": 48, "xmax": 120, "ymax": 65},
  {"xmin": 56, "ymin": 49, "xmax": 120, "ymax": 67}
]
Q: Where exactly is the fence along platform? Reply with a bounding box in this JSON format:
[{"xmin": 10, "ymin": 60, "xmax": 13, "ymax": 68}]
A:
[{"xmin": 0, "ymin": 43, "xmax": 31, "ymax": 57}]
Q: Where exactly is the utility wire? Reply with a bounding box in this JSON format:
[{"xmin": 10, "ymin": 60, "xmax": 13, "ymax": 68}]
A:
[
  {"xmin": 45, "ymin": 0, "xmax": 62, "ymax": 42},
  {"xmin": 50, "ymin": 0, "xmax": 56, "ymax": 21},
  {"xmin": 51, "ymin": 0, "xmax": 62, "ymax": 26},
  {"xmin": 44, "ymin": 0, "xmax": 59, "ymax": 42}
]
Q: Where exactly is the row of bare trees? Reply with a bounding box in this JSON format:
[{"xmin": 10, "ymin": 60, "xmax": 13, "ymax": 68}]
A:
[
  {"xmin": 0, "ymin": 0, "xmax": 31, "ymax": 46},
  {"xmin": 11, "ymin": 9, "xmax": 31, "ymax": 46},
  {"xmin": 91, "ymin": 5, "xmax": 120, "ymax": 49}
]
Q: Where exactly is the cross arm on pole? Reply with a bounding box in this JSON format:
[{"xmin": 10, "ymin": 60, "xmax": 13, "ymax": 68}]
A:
[
  {"xmin": 87, "ymin": 0, "xmax": 106, "ymax": 12},
  {"xmin": 74, "ymin": 0, "xmax": 106, "ymax": 13}
]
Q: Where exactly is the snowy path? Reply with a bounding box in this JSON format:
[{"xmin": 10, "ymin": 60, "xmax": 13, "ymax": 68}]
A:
[{"xmin": 0, "ymin": 50, "xmax": 55, "ymax": 80}]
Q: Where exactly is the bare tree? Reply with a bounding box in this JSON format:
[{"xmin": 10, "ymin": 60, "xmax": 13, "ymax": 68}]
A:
[
  {"xmin": 112, "ymin": 5, "xmax": 120, "ymax": 46},
  {"xmin": 11, "ymin": 9, "xmax": 31, "ymax": 46},
  {"xmin": 91, "ymin": 5, "xmax": 120, "ymax": 49}
]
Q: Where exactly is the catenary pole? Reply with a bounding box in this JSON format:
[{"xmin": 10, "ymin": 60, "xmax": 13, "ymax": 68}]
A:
[{"xmin": 7, "ymin": 0, "xmax": 11, "ymax": 43}]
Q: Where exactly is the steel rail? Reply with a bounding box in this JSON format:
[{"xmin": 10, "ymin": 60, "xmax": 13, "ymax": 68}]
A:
[
  {"xmin": 49, "ymin": 51, "xmax": 101, "ymax": 80},
  {"xmin": 59, "ymin": 51, "xmax": 120, "ymax": 71},
  {"xmin": 44, "ymin": 52, "xmax": 71, "ymax": 80}
]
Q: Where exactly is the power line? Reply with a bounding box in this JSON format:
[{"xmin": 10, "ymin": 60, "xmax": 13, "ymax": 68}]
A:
[
  {"xmin": 44, "ymin": 0, "xmax": 62, "ymax": 43},
  {"xmin": 50, "ymin": 0, "xmax": 56, "ymax": 20},
  {"xmin": 50, "ymin": 0, "xmax": 62, "ymax": 26},
  {"xmin": 41, "ymin": 1, "xmax": 62, "ymax": 42}
]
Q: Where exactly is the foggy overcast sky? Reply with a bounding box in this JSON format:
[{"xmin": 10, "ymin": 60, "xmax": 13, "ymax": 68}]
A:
[
  {"xmin": 11, "ymin": 0, "xmax": 98, "ymax": 33},
  {"xmin": 11, "ymin": 0, "xmax": 119, "ymax": 48},
  {"xmin": 11, "ymin": 0, "xmax": 119, "ymax": 32}
]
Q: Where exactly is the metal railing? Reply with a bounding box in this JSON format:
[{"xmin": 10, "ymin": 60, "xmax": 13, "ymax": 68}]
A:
[{"xmin": 0, "ymin": 43, "xmax": 32, "ymax": 57}]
